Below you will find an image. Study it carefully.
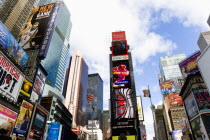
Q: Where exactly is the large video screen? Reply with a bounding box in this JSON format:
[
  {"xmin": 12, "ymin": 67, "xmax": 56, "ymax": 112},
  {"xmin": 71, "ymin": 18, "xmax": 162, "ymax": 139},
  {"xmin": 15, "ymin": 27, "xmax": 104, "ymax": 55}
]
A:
[
  {"xmin": 112, "ymin": 41, "xmax": 128, "ymax": 56},
  {"xmin": 112, "ymin": 60, "xmax": 131, "ymax": 88}
]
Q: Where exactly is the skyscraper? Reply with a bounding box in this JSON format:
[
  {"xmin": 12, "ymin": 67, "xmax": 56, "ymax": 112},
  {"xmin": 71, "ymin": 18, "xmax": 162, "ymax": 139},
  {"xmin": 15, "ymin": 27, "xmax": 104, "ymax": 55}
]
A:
[
  {"xmin": 0, "ymin": 0, "xmax": 39, "ymax": 39},
  {"xmin": 86, "ymin": 73, "xmax": 103, "ymax": 129},
  {"xmin": 160, "ymin": 54, "xmax": 186, "ymax": 81},
  {"xmin": 64, "ymin": 50, "xmax": 89, "ymax": 126}
]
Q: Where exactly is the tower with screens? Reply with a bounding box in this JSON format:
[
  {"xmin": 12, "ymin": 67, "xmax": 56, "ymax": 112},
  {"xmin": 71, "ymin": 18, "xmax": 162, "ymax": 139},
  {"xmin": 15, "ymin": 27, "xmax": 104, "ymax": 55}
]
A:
[{"xmin": 110, "ymin": 31, "xmax": 140, "ymax": 139}]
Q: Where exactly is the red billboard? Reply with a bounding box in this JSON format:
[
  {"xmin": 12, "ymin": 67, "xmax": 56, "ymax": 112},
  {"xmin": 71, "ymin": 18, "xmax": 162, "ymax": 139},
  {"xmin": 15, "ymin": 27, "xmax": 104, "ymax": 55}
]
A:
[
  {"xmin": 160, "ymin": 80, "xmax": 176, "ymax": 94},
  {"xmin": 112, "ymin": 31, "xmax": 126, "ymax": 41},
  {"xmin": 168, "ymin": 93, "xmax": 183, "ymax": 106}
]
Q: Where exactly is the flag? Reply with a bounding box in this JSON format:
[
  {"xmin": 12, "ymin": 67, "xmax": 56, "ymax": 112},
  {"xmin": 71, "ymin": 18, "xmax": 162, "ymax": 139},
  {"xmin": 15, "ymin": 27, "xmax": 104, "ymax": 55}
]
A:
[{"xmin": 142, "ymin": 89, "xmax": 150, "ymax": 97}]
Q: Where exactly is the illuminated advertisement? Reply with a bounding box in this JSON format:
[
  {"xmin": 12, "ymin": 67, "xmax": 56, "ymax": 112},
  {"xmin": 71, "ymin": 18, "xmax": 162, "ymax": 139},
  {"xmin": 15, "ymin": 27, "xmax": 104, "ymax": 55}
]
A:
[
  {"xmin": 29, "ymin": 105, "xmax": 48, "ymax": 140},
  {"xmin": 112, "ymin": 135, "xmax": 136, "ymax": 140},
  {"xmin": 46, "ymin": 123, "xmax": 61, "ymax": 140},
  {"xmin": 112, "ymin": 41, "xmax": 128, "ymax": 56},
  {"xmin": 0, "ymin": 21, "xmax": 28, "ymax": 68},
  {"xmin": 112, "ymin": 31, "xmax": 126, "ymax": 41},
  {"xmin": 113, "ymin": 88, "xmax": 134, "ymax": 119},
  {"xmin": 184, "ymin": 93, "xmax": 199, "ymax": 120},
  {"xmin": 88, "ymin": 120, "xmax": 100, "ymax": 129},
  {"xmin": 30, "ymin": 64, "xmax": 47, "ymax": 103},
  {"xmin": 168, "ymin": 93, "xmax": 183, "ymax": 106},
  {"xmin": 0, "ymin": 52, "xmax": 24, "ymax": 102},
  {"xmin": 0, "ymin": 104, "xmax": 18, "ymax": 135},
  {"xmin": 190, "ymin": 116, "xmax": 208, "ymax": 140},
  {"xmin": 20, "ymin": 78, "xmax": 33, "ymax": 98},
  {"xmin": 112, "ymin": 60, "xmax": 131, "ymax": 88},
  {"xmin": 201, "ymin": 114, "xmax": 210, "ymax": 138},
  {"xmin": 13, "ymin": 100, "xmax": 33, "ymax": 136},
  {"xmin": 19, "ymin": 3, "xmax": 62, "ymax": 58},
  {"xmin": 192, "ymin": 88, "xmax": 210, "ymax": 113},
  {"xmin": 136, "ymin": 96, "xmax": 144, "ymax": 121},
  {"xmin": 179, "ymin": 51, "xmax": 201, "ymax": 77},
  {"xmin": 160, "ymin": 80, "xmax": 176, "ymax": 94},
  {"xmin": 172, "ymin": 130, "xmax": 183, "ymax": 140}
]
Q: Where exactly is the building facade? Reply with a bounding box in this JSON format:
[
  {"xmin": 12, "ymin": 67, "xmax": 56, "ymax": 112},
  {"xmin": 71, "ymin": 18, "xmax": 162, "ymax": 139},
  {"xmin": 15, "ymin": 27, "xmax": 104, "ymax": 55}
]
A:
[{"xmin": 102, "ymin": 110, "xmax": 109, "ymax": 140}]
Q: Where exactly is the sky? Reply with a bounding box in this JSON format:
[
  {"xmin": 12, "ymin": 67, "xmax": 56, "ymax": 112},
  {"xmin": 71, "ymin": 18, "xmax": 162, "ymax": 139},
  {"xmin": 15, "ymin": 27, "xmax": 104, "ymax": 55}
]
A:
[{"xmin": 64, "ymin": 0, "xmax": 210, "ymax": 139}]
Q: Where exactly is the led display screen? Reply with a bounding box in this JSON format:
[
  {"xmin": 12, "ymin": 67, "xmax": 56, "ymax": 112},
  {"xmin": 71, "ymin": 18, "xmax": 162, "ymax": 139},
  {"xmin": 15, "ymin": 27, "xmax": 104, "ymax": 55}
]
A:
[{"xmin": 112, "ymin": 41, "xmax": 128, "ymax": 56}]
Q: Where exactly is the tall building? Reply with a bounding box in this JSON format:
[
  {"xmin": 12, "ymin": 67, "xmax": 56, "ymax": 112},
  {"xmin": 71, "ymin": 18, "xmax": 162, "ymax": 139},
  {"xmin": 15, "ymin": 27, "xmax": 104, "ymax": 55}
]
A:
[
  {"xmin": 197, "ymin": 31, "xmax": 210, "ymax": 52},
  {"xmin": 102, "ymin": 110, "xmax": 110, "ymax": 140},
  {"xmin": 86, "ymin": 73, "xmax": 103, "ymax": 129},
  {"xmin": 0, "ymin": 0, "xmax": 39, "ymax": 39},
  {"xmin": 39, "ymin": 1, "xmax": 72, "ymax": 92},
  {"xmin": 64, "ymin": 51, "xmax": 89, "ymax": 127},
  {"xmin": 160, "ymin": 54, "xmax": 186, "ymax": 81}
]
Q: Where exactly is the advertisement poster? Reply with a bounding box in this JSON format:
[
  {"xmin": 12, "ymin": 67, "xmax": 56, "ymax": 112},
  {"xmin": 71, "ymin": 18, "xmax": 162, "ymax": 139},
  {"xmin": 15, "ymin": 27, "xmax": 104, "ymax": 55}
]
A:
[
  {"xmin": 168, "ymin": 93, "xmax": 183, "ymax": 106},
  {"xmin": 112, "ymin": 31, "xmax": 126, "ymax": 41},
  {"xmin": 112, "ymin": 88, "xmax": 134, "ymax": 119},
  {"xmin": 136, "ymin": 96, "xmax": 144, "ymax": 121},
  {"xmin": 88, "ymin": 120, "xmax": 100, "ymax": 129},
  {"xmin": 191, "ymin": 116, "xmax": 209, "ymax": 140},
  {"xmin": 160, "ymin": 80, "xmax": 176, "ymax": 94},
  {"xmin": 29, "ymin": 105, "xmax": 48, "ymax": 140},
  {"xmin": 172, "ymin": 130, "xmax": 183, "ymax": 140},
  {"xmin": 46, "ymin": 123, "xmax": 61, "ymax": 140},
  {"xmin": 0, "ymin": 104, "xmax": 18, "ymax": 135},
  {"xmin": 30, "ymin": 64, "xmax": 47, "ymax": 103},
  {"xmin": 20, "ymin": 78, "xmax": 33, "ymax": 98},
  {"xmin": 0, "ymin": 21, "xmax": 28, "ymax": 68},
  {"xmin": 184, "ymin": 93, "xmax": 199, "ymax": 120},
  {"xmin": 201, "ymin": 114, "xmax": 210, "ymax": 138},
  {"xmin": 179, "ymin": 51, "xmax": 201, "ymax": 77},
  {"xmin": 18, "ymin": 3, "xmax": 62, "ymax": 58},
  {"xmin": 0, "ymin": 52, "xmax": 24, "ymax": 102},
  {"xmin": 112, "ymin": 60, "xmax": 131, "ymax": 88},
  {"xmin": 192, "ymin": 88, "xmax": 210, "ymax": 113},
  {"xmin": 112, "ymin": 41, "xmax": 128, "ymax": 56},
  {"xmin": 13, "ymin": 100, "xmax": 33, "ymax": 136}
]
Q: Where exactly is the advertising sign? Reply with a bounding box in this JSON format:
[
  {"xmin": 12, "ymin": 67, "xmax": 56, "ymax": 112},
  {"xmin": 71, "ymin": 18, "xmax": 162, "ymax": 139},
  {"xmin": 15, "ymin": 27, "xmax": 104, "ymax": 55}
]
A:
[
  {"xmin": 136, "ymin": 96, "xmax": 144, "ymax": 121},
  {"xmin": 20, "ymin": 78, "xmax": 33, "ymax": 98},
  {"xmin": 112, "ymin": 60, "xmax": 131, "ymax": 88},
  {"xmin": 30, "ymin": 64, "xmax": 47, "ymax": 103},
  {"xmin": 0, "ymin": 52, "xmax": 24, "ymax": 102},
  {"xmin": 168, "ymin": 93, "xmax": 183, "ymax": 106},
  {"xmin": 184, "ymin": 93, "xmax": 199, "ymax": 120},
  {"xmin": 88, "ymin": 120, "xmax": 100, "ymax": 129},
  {"xmin": 190, "ymin": 116, "xmax": 208, "ymax": 140},
  {"xmin": 112, "ymin": 31, "xmax": 126, "ymax": 41},
  {"xmin": 0, "ymin": 21, "xmax": 28, "ymax": 68},
  {"xmin": 201, "ymin": 114, "xmax": 210, "ymax": 138},
  {"xmin": 0, "ymin": 104, "xmax": 18, "ymax": 134},
  {"xmin": 179, "ymin": 51, "xmax": 201, "ymax": 77},
  {"xmin": 28, "ymin": 105, "xmax": 48, "ymax": 140},
  {"xmin": 112, "ymin": 55, "xmax": 129, "ymax": 61},
  {"xmin": 172, "ymin": 130, "xmax": 183, "ymax": 140},
  {"xmin": 112, "ymin": 135, "xmax": 136, "ymax": 140},
  {"xmin": 112, "ymin": 41, "xmax": 128, "ymax": 56},
  {"xmin": 192, "ymin": 88, "xmax": 210, "ymax": 113},
  {"xmin": 46, "ymin": 123, "xmax": 61, "ymax": 140},
  {"xmin": 112, "ymin": 88, "xmax": 134, "ymax": 119},
  {"xmin": 13, "ymin": 100, "xmax": 34, "ymax": 136},
  {"xmin": 19, "ymin": 3, "xmax": 62, "ymax": 58},
  {"xmin": 160, "ymin": 80, "xmax": 176, "ymax": 94}
]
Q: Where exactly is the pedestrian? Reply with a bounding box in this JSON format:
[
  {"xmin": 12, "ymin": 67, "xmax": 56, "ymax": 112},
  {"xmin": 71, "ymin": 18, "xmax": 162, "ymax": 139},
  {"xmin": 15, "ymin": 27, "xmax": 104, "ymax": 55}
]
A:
[{"xmin": 0, "ymin": 122, "xmax": 12, "ymax": 140}]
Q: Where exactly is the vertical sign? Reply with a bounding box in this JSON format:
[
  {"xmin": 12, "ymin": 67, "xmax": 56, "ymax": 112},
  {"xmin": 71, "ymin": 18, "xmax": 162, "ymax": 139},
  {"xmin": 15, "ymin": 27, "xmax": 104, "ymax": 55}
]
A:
[{"xmin": 136, "ymin": 96, "xmax": 144, "ymax": 121}]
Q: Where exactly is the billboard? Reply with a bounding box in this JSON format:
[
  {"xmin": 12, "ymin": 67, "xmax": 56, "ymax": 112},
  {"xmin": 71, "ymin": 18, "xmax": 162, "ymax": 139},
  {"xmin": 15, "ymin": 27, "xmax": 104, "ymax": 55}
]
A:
[
  {"xmin": 0, "ymin": 104, "xmax": 18, "ymax": 135},
  {"xmin": 30, "ymin": 64, "xmax": 47, "ymax": 103},
  {"xmin": 88, "ymin": 120, "xmax": 100, "ymax": 129},
  {"xmin": 19, "ymin": 3, "xmax": 62, "ymax": 58},
  {"xmin": 160, "ymin": 80, "xmax": 176, "ymax": 94},
  {"xmin": 112, "ymin": 135, "xmax": 136, "ymax": 140},
  {"xmin": 179, "ymin": 51, "xmax": 201, "ymax": 77},
  {"xmin": 112, "ymin": 31, "xmax": 126, "ymax": 41},
  {"xmin": 46, "ymin": 123, "xmax": 61, "ymax": 140},
  {"xmin": 13, "ymin": 100, "xmax": 34, "ymax": 136},
  {"xmin": 112, "ymin": 88, "xmax": 135, "ymax": 119},
  {"xmin": 167, "ymin": 93, "xmax": 183, "ymax": 106},
  {"xmin": 0, "ymin": 52, "xmax": 24, "ymax": 102},
  {"xmin": 112, "ymin": 60, "xmax": 131, "ymax": 88},
  {"xmin": 184, "ymin": 93, "xmax": 199, "ymax": 120},
  {"xmin": 172, "ymin": 130, "xmax": 183, "ymax": 140},
  {"xmin": 136, "ymin": 96, "xmax": 144, "ymax": 121},
  {"xmin": 20, "ymin": 78, "xmax": 33, "ymax": 98},
  {"xmin": 193, "ymin": 88, "xmax": 210, "ymax": 113},
  {"xmin": 112, "ymin": 41, "xmax": 128, "ymax": 56},
  {"xmin": 0, "ymin": 21, "xmax": 28, "ymax": 68}
]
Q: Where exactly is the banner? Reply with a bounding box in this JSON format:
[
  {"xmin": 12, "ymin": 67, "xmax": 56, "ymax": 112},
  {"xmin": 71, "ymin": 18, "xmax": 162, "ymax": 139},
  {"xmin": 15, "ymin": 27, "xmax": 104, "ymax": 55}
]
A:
[
  {"xmin": 13, "ymin": 100, "xmax": 33, "ymax": 136},
  {"xmin": 112, "ymin": 31, "xmax": 126, "ymax": 41},
  {"xmin": 184, "ymin": 93, "xmax": 199, "ymax": 120},
  {"xmin": 112, "ymin": 60, "xmax": 131, "ymax": 88},
  {"xmin": 160, "ymin": 80, "xmax": 176, "ymax": 94},
  {"xmin": 136, "ymin": 96, "xmax": 144, "ymax": 120},
  {"xmin": 0, "ymin": 52, "xmax": 24, "ymax": 102},
  {"xmin": 179, "ymin": 51, "xmax": 201, "ymax": 77},
  {"xmin": 112, "ymin": 41, "xmax": 128, "ymax": 56},
  {"xmin": 18, "ymin": 3, "xmax": 62, "ymax": 58},
  {"xmin": 0, "ymin": 21, "xmax": 28, "ymax": 68},
  {"xmin": 20, "ymin": 78, "xmax": 33, "ymax": 98},
  {"xmin": 168, "ymin": 93, "xmax": 183, "ymax": 106},
  {"xmin": 46, "ymin": 123, "xmax": 61, "ymax": 140}
]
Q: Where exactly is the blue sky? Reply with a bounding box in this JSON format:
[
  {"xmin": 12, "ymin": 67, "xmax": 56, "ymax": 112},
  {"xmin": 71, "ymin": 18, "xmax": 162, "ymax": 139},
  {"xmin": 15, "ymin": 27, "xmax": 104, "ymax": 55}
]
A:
[{"xmin": 65, "ymin": 0, "xmax": 209, "ymax": 139}]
